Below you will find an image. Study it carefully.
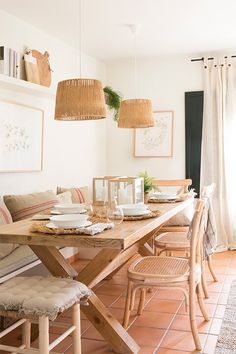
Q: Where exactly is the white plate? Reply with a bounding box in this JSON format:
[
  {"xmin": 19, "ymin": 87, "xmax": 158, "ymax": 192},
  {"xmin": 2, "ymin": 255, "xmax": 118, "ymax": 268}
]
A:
[
  {"xmin": 151, "ymin": 193, "xmax": 177, "ymax": 200},
  {"xmin": 46, "ymin": 221, "xmax": 92, "ymax": 229},
  {"xmin": 51, "ymin": 209, "xmax": 86, "ymax": 215},
  {"xmin": 124, "ymin": 210, "xmax": 152, "ymax": 217},
  {"xmin": 31, "ymin": 214, "xmax": 51, "ymax": 220}
]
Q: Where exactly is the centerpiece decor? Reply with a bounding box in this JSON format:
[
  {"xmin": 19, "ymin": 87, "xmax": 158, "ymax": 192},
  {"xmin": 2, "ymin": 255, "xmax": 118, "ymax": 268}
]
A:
[
  {"xmin": 138, "ymin": 171, "xmax": 155, "ymax": 203},
  {"xmin": 93, "ymin": 176, "xmax": 118, "ymax": 205},
  {"xmin": 108, "ymin": 176, "xmax": 144, "ymax": 205}
]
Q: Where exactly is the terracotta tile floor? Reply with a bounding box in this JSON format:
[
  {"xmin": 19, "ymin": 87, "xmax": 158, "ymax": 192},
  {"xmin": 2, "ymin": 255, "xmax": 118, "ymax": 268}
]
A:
[{"xmin": 1, "ymin": 251, "xmax": 236, "ymax": 353}]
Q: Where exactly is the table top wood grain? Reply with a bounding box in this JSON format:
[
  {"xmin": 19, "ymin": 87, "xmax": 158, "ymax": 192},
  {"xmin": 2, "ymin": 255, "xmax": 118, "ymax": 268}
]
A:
[{"xmin": 0, "ymin": 199, "xmax": 193, "ymax": 250}]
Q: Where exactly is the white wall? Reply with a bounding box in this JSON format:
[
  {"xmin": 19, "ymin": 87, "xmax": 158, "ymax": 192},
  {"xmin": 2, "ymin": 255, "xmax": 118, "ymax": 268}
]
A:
[
  {"xmin": 0, "ymin": 9, "xmax": 107, "ymax": 195},
  {"xmin": 106, "ymin": 55, "xmax": 203, "ymax": 179}
]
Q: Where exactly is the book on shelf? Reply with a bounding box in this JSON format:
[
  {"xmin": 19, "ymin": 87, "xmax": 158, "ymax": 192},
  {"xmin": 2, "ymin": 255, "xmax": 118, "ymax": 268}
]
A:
[
  {"xmin": 0, "ymin": 46, "xmax": 22, "ymax": 79},
  {"xmin": 0, "ymin": 46, "xmax": 10, "ymax": 75}
]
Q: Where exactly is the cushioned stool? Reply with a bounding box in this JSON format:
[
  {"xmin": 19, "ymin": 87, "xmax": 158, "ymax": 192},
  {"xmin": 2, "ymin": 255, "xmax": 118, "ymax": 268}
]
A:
[{"xmin": 0, "ymin": 276, "xmax": 91, "ymax": 354}]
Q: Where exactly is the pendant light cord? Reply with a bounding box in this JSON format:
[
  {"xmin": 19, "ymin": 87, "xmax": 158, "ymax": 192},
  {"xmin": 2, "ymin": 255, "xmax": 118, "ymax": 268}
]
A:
[
  {"xmin": 134, "ymin": 30, "xmax": 137, "ymax": 98},
  {"xmin": 79, "ymin": 0, "xmax": 82, "ymax": 78}
]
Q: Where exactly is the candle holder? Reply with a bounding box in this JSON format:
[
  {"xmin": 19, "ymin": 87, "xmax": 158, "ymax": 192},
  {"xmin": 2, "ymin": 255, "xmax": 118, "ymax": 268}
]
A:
[
  {"xmin": 108, "ymin": 177, "xmax": 144, "ymax": 205},
  {"xmin": 93, "ymin": 176, "xmax": 118, "ymax": 205}
]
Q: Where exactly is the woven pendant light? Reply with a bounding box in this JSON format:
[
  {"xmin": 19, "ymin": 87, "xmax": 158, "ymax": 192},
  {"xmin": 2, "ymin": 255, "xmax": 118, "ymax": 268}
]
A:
[
  {"xmin": 55, "ymin": 79, "xmax": 106, "ymax": 120},
  {"xmin": 118, "ymin": 99, "xmax": 153, "ymax": 128},
  {"xmin": 118, "ymin": 25, "xmax": 154, "ymax": 128},
  {"xmin": 54, "ymin": 0, "xmax": 106, "ymax": 121}
]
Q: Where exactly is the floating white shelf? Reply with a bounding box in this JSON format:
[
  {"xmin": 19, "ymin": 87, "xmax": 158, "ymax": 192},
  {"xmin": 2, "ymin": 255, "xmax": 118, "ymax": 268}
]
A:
[{"xmin": 0, "ymin": 74, "xmax": 55, "ymax": 98}]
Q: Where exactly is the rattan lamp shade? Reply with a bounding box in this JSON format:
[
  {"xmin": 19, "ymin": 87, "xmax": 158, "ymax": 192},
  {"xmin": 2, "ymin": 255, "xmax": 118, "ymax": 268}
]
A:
[
  {"xmin": 118, "ymin": 98, "xmax": 154, "ymax": 128},
  {"xmin": 54, "ymin": 78, "xmax": 106, "ymax": 120}
]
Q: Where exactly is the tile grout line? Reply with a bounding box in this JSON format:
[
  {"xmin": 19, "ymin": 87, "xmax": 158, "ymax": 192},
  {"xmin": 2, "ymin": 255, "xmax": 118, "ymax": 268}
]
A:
[{"xmin": 152, "ymin": 298, "xmax": 186, "ymax": 353}]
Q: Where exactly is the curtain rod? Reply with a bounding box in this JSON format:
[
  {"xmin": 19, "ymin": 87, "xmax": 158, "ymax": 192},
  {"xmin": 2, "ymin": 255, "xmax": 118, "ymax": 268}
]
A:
[{"xmin": 191, "ymin": 55, "xmax": 236, "ymax": 62}]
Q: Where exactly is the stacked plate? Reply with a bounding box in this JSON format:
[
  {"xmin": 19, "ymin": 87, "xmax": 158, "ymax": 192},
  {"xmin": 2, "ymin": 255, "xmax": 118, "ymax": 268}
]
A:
[
  {"xmin": 118, "ymin": 204, "xmax": 151, "ymax": 216},
  {"xmin": 51, "ymin": 203, "xmax": 86, "ymax": 215},
  {"xmin": 151, "ymin": 192, "xmax": 177, "ymax": 201},
  {"xmin": 47, "ymin": 214, "xmax": 91, "ymax": 229}
]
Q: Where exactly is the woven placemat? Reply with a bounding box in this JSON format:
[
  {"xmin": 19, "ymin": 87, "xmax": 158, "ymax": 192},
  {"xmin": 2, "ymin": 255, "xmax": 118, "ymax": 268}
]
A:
[
  {"xmin": 122, "ymin": 209, "xmax": 161, "ymax": 221},
  {"xmin": 148, "ymin": 198, "xmax": 181, "ymax": 204},
  {"xmin": 30, "ymin": 216, "xmax": 111, "ymax": 236}
]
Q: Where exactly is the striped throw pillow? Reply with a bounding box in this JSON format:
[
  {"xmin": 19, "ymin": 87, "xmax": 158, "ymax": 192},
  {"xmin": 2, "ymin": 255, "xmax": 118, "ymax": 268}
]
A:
[
  {"xmin": 4, "ymin": 191, "xmax": 58, "ymax": 221},
  {"xmin": 57, "ymin": 186, "xmax": 90, "ymax": 203},
  {"xmin": 0, "ymin": 197, "xmax": 18, "ymax": 260}
]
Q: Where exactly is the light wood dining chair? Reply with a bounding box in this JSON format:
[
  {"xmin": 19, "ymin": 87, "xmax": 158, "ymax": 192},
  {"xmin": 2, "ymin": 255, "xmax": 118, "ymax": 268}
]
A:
[
  {"xmin": 123, "ymin": 200, "xmax": 209, "ymax": 351},
  {"xmin": 154, "ymin": 183, "xmax": 218, "ymax": 298},
  {"xmin": 152, "ymin": 179, "xmax": 192, "ymax": 235}
]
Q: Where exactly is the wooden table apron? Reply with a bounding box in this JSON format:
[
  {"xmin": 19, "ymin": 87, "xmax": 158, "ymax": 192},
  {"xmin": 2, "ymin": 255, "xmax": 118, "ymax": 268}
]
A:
[{"xmin": 0, "ymin": 199, "xmax": 192, "ymax": 354}]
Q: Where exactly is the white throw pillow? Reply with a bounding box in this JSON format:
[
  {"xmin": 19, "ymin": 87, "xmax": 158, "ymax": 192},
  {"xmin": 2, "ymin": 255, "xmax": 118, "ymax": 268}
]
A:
[
  {"xmin": 0, "ymin": 197, "xmax": 18, "ymax": 260},
  {"xmin": 165, "ymin": 202, "xmax": 194, "ymax": 226},
  {"xmin": 56, "ymin": 191, "xmax": 72, "ymax": 204}
]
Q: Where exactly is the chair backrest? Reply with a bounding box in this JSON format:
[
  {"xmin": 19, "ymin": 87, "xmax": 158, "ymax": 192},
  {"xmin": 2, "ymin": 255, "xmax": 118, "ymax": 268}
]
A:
[
  {"xmin": 189, "ymin": 199, "xmax": 205, "ymax": 279},
  {"xmin": 201, "ymin": 183, "xmax": 216, "ymax": 199},
  {"xmin": 153, "ymin": 179, "xmax": 192, "ymax": 194}
]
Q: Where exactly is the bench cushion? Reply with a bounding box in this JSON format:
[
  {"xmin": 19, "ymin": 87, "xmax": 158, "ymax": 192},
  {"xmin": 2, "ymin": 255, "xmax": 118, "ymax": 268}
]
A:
[
  {"xmin": 0, "ymin": 245, "xmax": 37, "ymax": 280},
  {"xmin": 57, "ymin": 186, "xmax": 90, "ymax": 203},
  {"xmin": 0, "ymin": 197, "xmax": 18, "ymax": 260},
  {"xmin": 4, "ymin": 191, "xmax": 59, "ymax": 221},
  {"xmin": 0, "ymin": 276, "xmax": 91, "ymax": 320}
]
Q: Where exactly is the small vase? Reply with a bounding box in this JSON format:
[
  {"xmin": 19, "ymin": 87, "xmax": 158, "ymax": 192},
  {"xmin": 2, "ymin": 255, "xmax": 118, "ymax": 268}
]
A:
[{"xmin": 144, "ymin": 192, "xmax": 150, "ymax": 204}]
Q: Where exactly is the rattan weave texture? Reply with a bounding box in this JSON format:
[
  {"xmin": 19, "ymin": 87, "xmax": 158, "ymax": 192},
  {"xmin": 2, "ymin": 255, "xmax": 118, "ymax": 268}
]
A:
[{"xmin": 132, "ymin": 256, "xmax": 189, "ymax": 277}]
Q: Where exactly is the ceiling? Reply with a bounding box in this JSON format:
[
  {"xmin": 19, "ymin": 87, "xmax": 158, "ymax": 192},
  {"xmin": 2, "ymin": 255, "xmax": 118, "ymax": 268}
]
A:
[{"xmin": 1, "ymin": 0, "xmax": 236, "ymax": 60}]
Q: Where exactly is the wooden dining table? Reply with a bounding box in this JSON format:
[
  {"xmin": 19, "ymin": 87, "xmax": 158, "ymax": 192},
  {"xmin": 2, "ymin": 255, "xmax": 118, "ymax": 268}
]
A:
[{"xmin": 0, "ymin": 198, "xmax": 193, "ymax": 354}]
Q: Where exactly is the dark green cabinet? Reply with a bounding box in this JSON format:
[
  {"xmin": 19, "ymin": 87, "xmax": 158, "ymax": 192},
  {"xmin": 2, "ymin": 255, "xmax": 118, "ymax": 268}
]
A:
[{"xmin": 185, "ymin": 91, "xmax": 204, "ymax": 197}]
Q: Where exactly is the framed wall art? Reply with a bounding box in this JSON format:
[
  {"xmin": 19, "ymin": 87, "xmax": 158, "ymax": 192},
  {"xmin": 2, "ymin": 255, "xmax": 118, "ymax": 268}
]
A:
[
  {"xmin": 134, "ymin": 110, "xmax": 173, "ymax": 157},
  {"xmin": 0, "ymin": 100, "xmax": 44, "ymax": 172}
]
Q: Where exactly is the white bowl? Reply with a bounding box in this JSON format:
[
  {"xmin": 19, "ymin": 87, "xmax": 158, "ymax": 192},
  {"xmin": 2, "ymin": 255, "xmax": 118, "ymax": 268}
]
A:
[
  {"xmin": 50, "ymin": 214, "xmax": 89, "ymax": 228},
  {"xmin": 55, "ymin": 203, "xmax": 85, "ymax": 214},
  {"xmin": 118, "ymin": 203, "xmax": 148, "ymax": 216},
  {"xmin": 152, "ymin": 192, "xmax": 177, "ymax": 200}
]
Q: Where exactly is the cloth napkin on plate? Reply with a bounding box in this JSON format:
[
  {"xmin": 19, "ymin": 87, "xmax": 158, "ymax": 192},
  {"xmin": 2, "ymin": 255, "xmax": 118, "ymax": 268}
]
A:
[{"xmin": 75, "ymin": 222, "xmax": 114, "ymax": 235}]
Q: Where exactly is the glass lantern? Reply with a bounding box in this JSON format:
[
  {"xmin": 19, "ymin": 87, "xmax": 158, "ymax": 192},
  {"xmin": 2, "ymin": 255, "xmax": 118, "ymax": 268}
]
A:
[
  {"xmin": 108, "ymin": 177, "xmax": 144, "ymax": 205},
  {"xmin": 93, "ymin": 176, "xmax": 118, "ymax": 205}
]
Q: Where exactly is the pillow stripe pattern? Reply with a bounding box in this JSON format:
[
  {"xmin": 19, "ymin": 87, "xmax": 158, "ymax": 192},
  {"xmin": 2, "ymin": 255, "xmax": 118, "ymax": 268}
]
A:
[{"xmin": 12, "ymin": 200, "xmax": 58, "ymax": 221}]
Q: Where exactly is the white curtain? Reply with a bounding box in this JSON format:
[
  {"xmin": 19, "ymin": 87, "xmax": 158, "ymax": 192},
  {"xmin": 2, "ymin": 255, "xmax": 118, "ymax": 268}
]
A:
[{"xmin": 201, "ymin": 57, "xmax": 236, "ymax": 250}]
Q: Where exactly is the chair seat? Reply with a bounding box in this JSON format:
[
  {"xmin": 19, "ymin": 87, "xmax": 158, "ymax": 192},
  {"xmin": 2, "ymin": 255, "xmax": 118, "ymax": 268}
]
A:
[
  {"xmin": 0, "ymin": 276, "xmax": 91, "ymax": 321},
  {"xmin": 128, "ymin": 256, "xmax": 192, "ymax": 282},
  {"xmin": 155, "ymin": 231, "xmax": 190, "ymax": 249}
]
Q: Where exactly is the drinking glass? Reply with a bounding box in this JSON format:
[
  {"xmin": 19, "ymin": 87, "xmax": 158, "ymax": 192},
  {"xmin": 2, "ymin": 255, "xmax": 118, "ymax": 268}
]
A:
[
  {"xmin": 83, "ymin": 202, "xmax": 94, "ymax": 217},
  {"xmin": 107, "ymin": 199, "xmax": 124, "ymax": 226}
]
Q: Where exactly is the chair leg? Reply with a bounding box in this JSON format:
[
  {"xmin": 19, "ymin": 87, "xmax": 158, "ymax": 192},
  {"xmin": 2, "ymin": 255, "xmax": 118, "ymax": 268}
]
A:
[
  {"xmin": 22, "ymin": 320, "xmax": 31, "ymax": 349},
  {"xmin": 201, "ymin": 260, "xmax": 209, "ymax": 299},
  {"xmin": 189, "ymin": 285, "xmax": 202, "ymax": 351},
  {"xmin": 207, "ymin": 255, "xmax": 218, "ymax": 282},
  {"xmin": 39, "ymin": 316, "xmax": 49, "ymax": 354},
  {"xmin": 155, "ymin": 246, "xmax": 161, "ymax": 256},
  {"xmin": 196, "ymin": 283, "xmax": 209, "ymax": 321},
  {"xmin": 123, "ymin": 281, "xmax": 132, "ymax": 329},
  {"xmin": 72, "ymin": 303, "xmax": 81, "ymax": 354},
  {"xmin": 137, "ymin": 288, "xmax": 146, "ymax": 315}
]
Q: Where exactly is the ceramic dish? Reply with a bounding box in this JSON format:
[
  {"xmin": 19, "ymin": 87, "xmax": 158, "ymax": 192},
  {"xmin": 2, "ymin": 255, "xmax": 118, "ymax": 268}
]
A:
[
  {"xmin": 55, "ymin": 203, "xmax": 85, "ymax": 214},
  {"xmin": 50, "ymin": 214, "xmax": 89, "ymax": 228},
  {"xmin": 151, "ymin": 192, "xmax": 177, "ymax": 200},
  {"xmin": 118, "ymin": 204, "xmax": 149, "ymax": 216},
  {"xmin": 51, "ymin": 209, "xmax": 86, "ymax": 215},
  {"xmin": 46, "ymin": 221, "xmax": 92, "ymax": 230}
]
